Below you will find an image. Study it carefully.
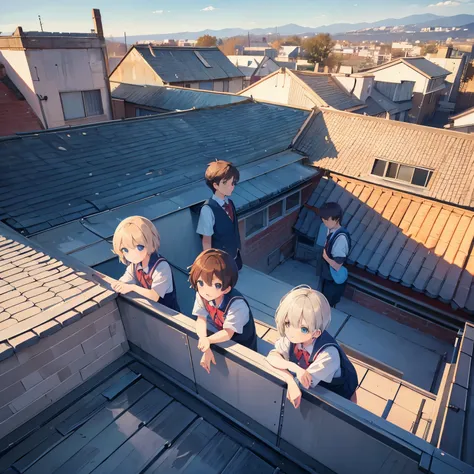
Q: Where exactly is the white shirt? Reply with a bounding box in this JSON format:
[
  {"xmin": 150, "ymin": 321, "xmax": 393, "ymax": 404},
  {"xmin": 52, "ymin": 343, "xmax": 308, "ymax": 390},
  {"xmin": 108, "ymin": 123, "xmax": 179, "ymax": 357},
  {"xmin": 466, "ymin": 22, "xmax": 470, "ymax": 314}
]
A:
[
  {"xmin": 196, "ymin": 194, "xmax": 229, "ymax": 237},
  {"xmin": 192, "ymin": 293, "xmax": 249, "ymax": 334},
  {"xmin": 327, "ymin": 229, "xmax": 349, "ymax": 259},
  {"xmin": 274, "ymin": 336, "xmax": 342, "ymax": 388},
  {"xmin": 119, "ymin": 259, "xmax": 173, "ymax": 298}
]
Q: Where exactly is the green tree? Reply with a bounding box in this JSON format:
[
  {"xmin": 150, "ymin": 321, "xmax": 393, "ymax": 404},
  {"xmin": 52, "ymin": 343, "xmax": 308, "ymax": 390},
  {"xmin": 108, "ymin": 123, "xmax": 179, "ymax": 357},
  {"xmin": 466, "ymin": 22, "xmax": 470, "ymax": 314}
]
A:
[
  {"xmin": 196, "ymin": 34, "xmax": 217, "ymax": 47},
  {"xmin": 421, "ymin": 43, "xmax": 438, "ymax": 55},
  {"xmin": 303, "ymin": 33, "xmax": 334, "ymax": 64},
  {"xmin": 282, "ymin": 35, "xmax": 302, "ymax": 46}
]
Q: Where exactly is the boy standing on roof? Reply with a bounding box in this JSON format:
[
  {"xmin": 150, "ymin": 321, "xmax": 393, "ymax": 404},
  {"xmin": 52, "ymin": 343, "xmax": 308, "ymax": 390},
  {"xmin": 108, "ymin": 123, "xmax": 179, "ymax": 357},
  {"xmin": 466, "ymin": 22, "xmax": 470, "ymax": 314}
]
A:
[
  {"xmin": 196, "ymin": 160, "xmax": 243, "ymax": 270},
  {"xmin": 266, "ymin": 286, "xmax": 358, "ymax": 409},
  {"xmin": 112, "ymin": 216, "xmax": 180, "ymax": 311},
  {"xmin": 319, "ymin": 202, "xmax": 351, "ymax": 308},
  {"xmin": 190, "ymin": 249, "xmax": 257, "ymax": 374}
]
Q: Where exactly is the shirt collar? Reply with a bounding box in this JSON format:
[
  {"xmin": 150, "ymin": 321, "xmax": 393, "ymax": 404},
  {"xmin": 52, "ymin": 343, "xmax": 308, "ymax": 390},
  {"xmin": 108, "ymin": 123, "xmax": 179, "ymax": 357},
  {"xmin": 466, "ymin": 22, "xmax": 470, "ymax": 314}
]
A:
[{"xmin": 212, "ymin": 194, "xmax": 228, "ymax": 206}]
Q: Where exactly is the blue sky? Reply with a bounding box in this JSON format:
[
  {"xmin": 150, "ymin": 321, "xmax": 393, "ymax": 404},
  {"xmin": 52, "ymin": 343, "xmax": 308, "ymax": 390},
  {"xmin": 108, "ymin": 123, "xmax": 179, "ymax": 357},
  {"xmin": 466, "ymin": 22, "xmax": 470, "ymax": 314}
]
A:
[{"xmin": 1, "ymin": 0, "xmax": 473, "ymax": 36}]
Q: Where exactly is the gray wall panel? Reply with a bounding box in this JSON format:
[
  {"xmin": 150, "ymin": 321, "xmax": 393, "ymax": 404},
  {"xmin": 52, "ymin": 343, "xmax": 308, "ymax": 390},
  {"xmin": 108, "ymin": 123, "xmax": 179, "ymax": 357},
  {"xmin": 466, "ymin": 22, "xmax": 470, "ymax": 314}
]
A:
[
  {"xmin": 189, "ymin": 338, "xmax": 283, "ymax": 436},
  {"xmin": 119, "ymin": 301, "xmax": 195, "ymax": 382}
]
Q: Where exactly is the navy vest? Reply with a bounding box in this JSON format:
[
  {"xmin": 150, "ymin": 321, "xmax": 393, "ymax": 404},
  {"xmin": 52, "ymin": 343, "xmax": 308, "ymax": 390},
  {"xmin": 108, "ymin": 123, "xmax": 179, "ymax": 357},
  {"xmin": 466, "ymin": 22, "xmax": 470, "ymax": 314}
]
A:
[
  {"xmin": 205, "ymin": 198, "xmax": 241, "ymax": 261},
  {"xmin": 289, "ymin": 330, "xmax": 358, "ymax": 400},
  {"xmin": 133, "ymin": 252, "xmax": 180, "ymax": 312},
  {"xmin": 321, "ymin": 227, "xmax": 351, "ymax": 282},
  {"xmin": 203, "ymin": 288, "xmax": 257, "ymax": 351}
]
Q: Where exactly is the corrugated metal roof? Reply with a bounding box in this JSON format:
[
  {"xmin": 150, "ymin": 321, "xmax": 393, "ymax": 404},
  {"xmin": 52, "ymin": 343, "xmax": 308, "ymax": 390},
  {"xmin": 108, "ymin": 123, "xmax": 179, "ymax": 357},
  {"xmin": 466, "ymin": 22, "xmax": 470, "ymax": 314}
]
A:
[
  {"xmin": 110, "ymin": 82, "xmax": 248, "ymax": 111},
  {"xmin": 292, "ymin": 71, "xmax": 364, "ymax": 110},
  {"xmin": 136, "ymin": 46, "xmax": 244, "ymax": 83},
  {"xmin": 0, "ymin": 102, "xmax": 309, "ymax": 235},
  {"xmin": 295, "ymin": 175, "xmax": 474, "ymax": 313}
]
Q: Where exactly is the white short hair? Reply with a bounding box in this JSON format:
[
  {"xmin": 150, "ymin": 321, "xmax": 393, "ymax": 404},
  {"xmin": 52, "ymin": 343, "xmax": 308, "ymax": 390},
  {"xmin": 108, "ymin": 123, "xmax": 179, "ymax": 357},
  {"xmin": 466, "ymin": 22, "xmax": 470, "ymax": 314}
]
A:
[{"xmin": 275, "ymin": 285, "xmax": 331, "ymax": 337}]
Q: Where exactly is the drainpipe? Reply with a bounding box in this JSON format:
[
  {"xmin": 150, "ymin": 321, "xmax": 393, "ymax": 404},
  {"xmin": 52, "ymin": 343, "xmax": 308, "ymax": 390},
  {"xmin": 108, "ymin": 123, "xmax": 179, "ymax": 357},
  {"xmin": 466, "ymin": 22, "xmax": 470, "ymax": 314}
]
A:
[{"xmin": 37, "ymin": 94, "xmax": 49, "ymax": 129}]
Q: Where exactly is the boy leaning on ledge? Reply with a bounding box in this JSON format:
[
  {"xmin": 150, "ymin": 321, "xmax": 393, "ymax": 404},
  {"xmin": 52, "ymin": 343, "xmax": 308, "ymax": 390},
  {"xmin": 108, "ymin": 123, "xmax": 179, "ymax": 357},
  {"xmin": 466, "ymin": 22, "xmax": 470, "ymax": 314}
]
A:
[
  {"xmin": 196, "ymin": 160, "xmax": 243, "ymax": 270},
  {"xmin": 266, "ymin": 286, "xmax": 358, "ymax": 409},
  {"xmin": 190, "ymin": 249, "xmax": 257, "ymax": 374}
]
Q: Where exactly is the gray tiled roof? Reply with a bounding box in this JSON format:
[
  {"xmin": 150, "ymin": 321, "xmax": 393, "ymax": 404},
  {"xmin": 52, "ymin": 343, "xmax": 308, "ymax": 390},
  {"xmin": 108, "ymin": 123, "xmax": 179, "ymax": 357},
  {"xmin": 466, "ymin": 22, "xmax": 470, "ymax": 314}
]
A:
[
  {"xmin": 135, "ymin": 46, "xmax": 245, "ymax": 83},
  {"xmin": 295, "ymin": 175, "xmax": 474, "ymax": 313},
  {"xmin": 0, "ymin": 102, "xmax": 309, "ymax": 235},
  {"xmin": 292, "ymin": 71, "xmax": 364, "ymax": 111},
  {"xmin": 294, "ymin": 108, "xmax": 474, "ymax": 208},
  {"xmin": 110, "ymin": 82, "xmax": 248, "ymax": 111},
  {"xmin": 367, "ymin": 57, "xmax": 450, "ymax": 79},
  {"xmin": 0, "ymin": 223, "xmax": 114, "ymax": 360}
]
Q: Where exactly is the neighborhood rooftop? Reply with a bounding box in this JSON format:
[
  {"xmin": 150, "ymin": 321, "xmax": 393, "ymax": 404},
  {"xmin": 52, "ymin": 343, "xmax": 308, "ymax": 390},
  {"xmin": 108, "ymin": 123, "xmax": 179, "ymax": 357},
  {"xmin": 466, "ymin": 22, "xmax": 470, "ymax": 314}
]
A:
[
  {"xmin": 295, "ymin": 108, "xmax": 474, "ymax": 208},
  {"xmin": 296, "ymin": 175, "xmax": 474, "ymax": 314},
  {"xmin": 0, "ymin": 101, "xmax": 309, "ymax": 235},
  {"xmin": 129, "ymin": 45, "xmax": 245, "ymax": 82},
  {"xmin": 110, "ymin": 81, "xmax": 249, "ymax": 111},
  {"xmin": 365, "ymin": 57, "xmax": 452, "ymax": 78}
]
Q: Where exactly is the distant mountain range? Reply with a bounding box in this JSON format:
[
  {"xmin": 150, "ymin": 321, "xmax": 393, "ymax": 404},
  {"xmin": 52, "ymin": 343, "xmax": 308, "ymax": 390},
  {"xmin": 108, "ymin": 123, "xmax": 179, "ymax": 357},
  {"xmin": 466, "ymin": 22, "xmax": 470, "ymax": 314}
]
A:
[{"xmin": 113, "ymin": 14, "xmax": 474, "ymax": 43}]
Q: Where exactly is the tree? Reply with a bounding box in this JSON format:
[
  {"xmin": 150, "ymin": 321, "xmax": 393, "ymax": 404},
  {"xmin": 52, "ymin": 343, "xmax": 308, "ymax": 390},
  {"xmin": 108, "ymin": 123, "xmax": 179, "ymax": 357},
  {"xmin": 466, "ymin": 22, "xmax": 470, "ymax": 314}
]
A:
[
  {"xmin": 421, "ymin": 43, "xmax": 438, "ymax": 55},
  {"xmin": 271, "ymin": 39, "xmax": 282, "ymax": 51},
  {"xmin": 196, "ymin": 34, "xmax": 217, "ymax": 47},
  {"xmin": 303, "ymin": 33, "xmax": 334, "ymax": 65},
  {"xmin": 282, "ymin": 35, "xmax": 302, "ymax": 46},
  {"xmin": 219, "ymin": 36, "xmax": 246, "ymax": 55}
]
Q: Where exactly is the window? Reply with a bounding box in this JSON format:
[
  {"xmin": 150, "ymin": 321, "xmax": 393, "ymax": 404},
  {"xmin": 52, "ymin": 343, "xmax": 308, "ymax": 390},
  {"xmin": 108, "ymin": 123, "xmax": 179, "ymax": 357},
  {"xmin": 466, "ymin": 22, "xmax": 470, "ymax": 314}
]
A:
[
  {"xmin": 245, "ymin": 210, "xmax": 267, "ymax": 237},
  {"xmin": 184, "ymin": 84, "xmax": 191, "ymax": 88},
  {"xmin": 285, "ymin": 192, "xmax": 300, "ymax": 212},
  {"xmin": 371, "ymin": 159, "xmax": 433, "ymax": 188},
  {"xmin": 60, "ymin": 90, "xmax": 103, "ymax": 120},
  {"xmin": 268, "ymin": 201, "xmax": 283, "ymax": 222}
]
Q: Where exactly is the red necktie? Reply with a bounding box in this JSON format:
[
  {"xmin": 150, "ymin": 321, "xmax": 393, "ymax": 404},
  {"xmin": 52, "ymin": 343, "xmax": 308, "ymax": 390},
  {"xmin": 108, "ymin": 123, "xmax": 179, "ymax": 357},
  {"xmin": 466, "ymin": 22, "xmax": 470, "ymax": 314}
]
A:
[
  {"xmin": 294, "ymin": 344, "xmax": 311, "ymax": 368},
  {"xmin": 223, "ymin": 202, "xmax": 234, "ymax": 222}
]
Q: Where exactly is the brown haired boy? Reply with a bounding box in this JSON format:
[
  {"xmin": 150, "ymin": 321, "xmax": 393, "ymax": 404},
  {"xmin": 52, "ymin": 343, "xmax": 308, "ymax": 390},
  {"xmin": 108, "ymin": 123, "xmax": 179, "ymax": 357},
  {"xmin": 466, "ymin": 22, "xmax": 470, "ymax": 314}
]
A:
[
  {"xmin": 190, "ymin": 249, "xmax": 257, "ymax": 373},
  {"xmin": 196, "ymin": 160, "xmax": 243, "ymax": 270}
]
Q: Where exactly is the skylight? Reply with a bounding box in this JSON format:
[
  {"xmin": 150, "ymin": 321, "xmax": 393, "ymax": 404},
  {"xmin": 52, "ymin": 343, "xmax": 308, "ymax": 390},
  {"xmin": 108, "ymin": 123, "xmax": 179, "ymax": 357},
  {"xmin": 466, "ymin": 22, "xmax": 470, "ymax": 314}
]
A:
[
  {"xmin": 194, "ymin": 51, "xmax": 212, "ymax": 68},
  {"xmin": 371, "ymin": 159, "xmax": 433, "ymax": 188}
]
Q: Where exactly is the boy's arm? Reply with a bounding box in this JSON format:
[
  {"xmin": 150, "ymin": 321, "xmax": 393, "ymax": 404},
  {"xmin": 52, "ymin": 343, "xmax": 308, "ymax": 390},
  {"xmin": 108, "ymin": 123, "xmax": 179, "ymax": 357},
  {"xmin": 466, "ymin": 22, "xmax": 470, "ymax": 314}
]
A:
[
  {"xmin": 323, "ymin": 234, "xmax": 349, "ymax": 271},
  {"xmin": 267, "ymin": 350, "xmax": 301, "ymax": 374},
  {"xmin": 196, "ymin": 315, "xmax": 208, "ymax": 339},
  {"xmin": 128, "ymin": 285, "xmax": 160, "ymax": 302},
  {"xmin": 202, "ymin": 235, "xmax": 212, "ymax": 251},
  {"xmin": 196, "ymin": 205, "xmax": 214, "ymax": 251},
  {"xmin": 208, "ymin": 328, "xmax": 234, "ymax": 344}
]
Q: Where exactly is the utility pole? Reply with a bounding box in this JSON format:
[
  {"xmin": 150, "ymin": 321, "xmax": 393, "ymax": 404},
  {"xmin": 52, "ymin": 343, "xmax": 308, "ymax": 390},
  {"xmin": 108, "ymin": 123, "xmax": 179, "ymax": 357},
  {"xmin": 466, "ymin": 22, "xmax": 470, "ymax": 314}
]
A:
[
  {"xmin": 124, "ymin": 31, "xmax": 127, "ymax": 51},
  {"xmin": 38, "ymin": 15, "xmax": 44, "ymax": 32}
]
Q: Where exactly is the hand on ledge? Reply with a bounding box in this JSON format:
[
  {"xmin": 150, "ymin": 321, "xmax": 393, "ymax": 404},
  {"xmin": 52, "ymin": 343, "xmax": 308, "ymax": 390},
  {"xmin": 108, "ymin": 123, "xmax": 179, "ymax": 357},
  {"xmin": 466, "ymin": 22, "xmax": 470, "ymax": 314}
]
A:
[
  {"xmin": 295, "ymin": 366, "xmax": 312, "ymax": 389},
  {"xmin": 112, "ymin": 281, "xmax": 135, "ymax": 295},
  {"xmin": 198, "ymin": 336, "xmax": 211, "ymax": 353},
  {"xmin": 287, "ymin": 380, "xmax": 302, "ymax": 409},
  {"xmin": 200, "ymin": 349, "xmax": 215, "ymax": 374}
]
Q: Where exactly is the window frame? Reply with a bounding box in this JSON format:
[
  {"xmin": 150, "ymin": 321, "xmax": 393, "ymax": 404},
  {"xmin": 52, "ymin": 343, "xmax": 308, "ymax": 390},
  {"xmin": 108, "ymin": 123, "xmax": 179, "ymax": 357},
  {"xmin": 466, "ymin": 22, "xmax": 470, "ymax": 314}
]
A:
[
  {"xmin": 245, "ymin": 208, "xmax": 268, "ymax": 239},
  {"xmin": 60, "ymin": 89, "xmax": 104, "ymax": 121},
  {"xmin": 370, "ymin": 159, "xmax": 433, "ymax": 188}
]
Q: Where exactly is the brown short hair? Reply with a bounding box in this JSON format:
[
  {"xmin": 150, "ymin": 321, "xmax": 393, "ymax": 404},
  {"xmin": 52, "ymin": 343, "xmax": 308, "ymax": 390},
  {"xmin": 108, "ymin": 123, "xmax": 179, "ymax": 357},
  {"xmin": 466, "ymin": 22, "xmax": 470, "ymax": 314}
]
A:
[
  {"xmin": 204, "ymin": 160, "xmax": 240, "ymax": 192},
  {"xmin": 189, "ymin": 249, "xmax": 238, "ymax": 291}
]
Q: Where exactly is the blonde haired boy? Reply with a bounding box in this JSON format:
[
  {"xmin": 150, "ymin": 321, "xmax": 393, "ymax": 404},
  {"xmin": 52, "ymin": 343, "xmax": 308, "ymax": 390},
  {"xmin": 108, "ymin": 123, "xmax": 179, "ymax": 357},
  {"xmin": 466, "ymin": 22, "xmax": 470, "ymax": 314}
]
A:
[{"xmin": 267, "ymin": 286, "xmax": 357, "ymax": 409}]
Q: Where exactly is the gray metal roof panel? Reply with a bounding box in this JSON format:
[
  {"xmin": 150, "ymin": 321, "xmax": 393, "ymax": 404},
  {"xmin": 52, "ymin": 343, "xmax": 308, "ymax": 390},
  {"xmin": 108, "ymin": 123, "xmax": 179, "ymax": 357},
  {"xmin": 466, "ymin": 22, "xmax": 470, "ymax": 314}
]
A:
[
  {"xmin": 136, "ymin": 46, "xmax": 244, "ymax": 83},
  {"xmin": 0, "ymin": 102, "xmax": 309, "ymax": 235},
  {"xmin": 110, "ymin": 82, "xmax": 247, "ymax": 111},
  {"xmin": 354, "ymin": 97, "xmax": 386, "ymax": 116},
  {"xmin": 403, "ymin": 57, "xmax": 451, "ymax": 78}
]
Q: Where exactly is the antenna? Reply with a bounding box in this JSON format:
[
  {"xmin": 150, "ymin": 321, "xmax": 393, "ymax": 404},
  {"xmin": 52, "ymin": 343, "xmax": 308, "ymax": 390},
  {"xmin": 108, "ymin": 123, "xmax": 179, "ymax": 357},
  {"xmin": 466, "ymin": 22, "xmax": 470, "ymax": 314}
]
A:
[{"xmin": 38, "ymin": 15, "xmax": 44, "ymax": 32}]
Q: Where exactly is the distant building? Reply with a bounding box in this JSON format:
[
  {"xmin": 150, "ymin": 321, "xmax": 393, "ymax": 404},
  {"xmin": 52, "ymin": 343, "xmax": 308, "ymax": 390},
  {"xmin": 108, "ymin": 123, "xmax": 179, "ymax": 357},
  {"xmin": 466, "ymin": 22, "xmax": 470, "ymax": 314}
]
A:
[
  {"xmin": 0, "ymin": 11, "xmax": 113, "ymax": 129},
  {"xmin": 362, "ymin": 57, "xmax": 450, "ymax": 124},
  {"xmin": 226, "ymin": 56, "xmax": 281, "ymax": 88},
  {"xmin": 110, "ymin": 45, "xmax": 244, "ymax": 93},
  {"xmin": 277, "ymin": 46, "xmax": 300, "ymax": 62},
  {"xmin": 178, "ymin": 39, "xmax": 198, "ymax": 47}
]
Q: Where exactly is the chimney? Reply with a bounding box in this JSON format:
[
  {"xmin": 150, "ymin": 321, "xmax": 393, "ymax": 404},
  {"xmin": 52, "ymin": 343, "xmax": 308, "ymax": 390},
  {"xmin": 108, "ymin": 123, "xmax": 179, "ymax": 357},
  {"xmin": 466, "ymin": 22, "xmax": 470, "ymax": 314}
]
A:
[{"xmin": 92, "ymin": 9, "xmax": 104, "ymax": 39}]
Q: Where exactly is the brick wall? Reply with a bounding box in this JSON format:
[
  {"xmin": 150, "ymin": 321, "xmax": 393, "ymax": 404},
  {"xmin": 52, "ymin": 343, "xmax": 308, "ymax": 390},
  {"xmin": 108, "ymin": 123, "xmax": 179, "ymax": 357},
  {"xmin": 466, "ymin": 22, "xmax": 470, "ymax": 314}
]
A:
[
  {"xmin": 0, "ymin": 301, "xmax": 129, "ymax": 440},
  {"xmin": 240, "ymin": 182, "xmax": 319, "ymax": 274}
]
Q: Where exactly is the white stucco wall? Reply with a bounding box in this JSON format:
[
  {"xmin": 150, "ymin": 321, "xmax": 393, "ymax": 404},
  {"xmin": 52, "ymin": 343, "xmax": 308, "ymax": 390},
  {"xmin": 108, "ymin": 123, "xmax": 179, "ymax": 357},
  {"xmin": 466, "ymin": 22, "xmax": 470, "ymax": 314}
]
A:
[
  {"xmin": 239, "ymin": 70, "xmax": 291, "ymax": 104},
  {"xmin": 370, "ymin": 63, "xmax": 427, "ymax": 94},
  {"xmin": 25, "ymin": 48, "xmax": 112, "ymax": 128},
  {"xmin": 0, "ymin": 50, "xmax": 42, "ymax": 125},
  {"xmin": 109, "ymin": 48, "xmax": 163, "ymax": 86},
  {"xmin": 454, "ymin": 110, "xmax": 474, "ymax": 127}
]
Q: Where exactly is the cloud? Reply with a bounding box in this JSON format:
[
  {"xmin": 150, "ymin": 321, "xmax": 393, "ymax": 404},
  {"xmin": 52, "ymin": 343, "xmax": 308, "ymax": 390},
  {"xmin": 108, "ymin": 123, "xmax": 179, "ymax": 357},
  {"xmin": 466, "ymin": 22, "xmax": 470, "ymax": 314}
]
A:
[
  {"xmin": 152, "ymin": 10, "xmax": 164, "ymax": 13},
  {"xmin": 428, "ymin": 1, "xmax": 460, "ymax": 5},
  {"xmin": 201, "ymin": 6, "xmax": 216, "ymax": 11}
]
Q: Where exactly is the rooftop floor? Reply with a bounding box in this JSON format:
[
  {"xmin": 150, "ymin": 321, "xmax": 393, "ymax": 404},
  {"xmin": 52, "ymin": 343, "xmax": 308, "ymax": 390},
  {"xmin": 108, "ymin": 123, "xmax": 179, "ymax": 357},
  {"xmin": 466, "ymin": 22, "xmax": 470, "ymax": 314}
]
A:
[{"xmin": 0, "ymin": 356, "xmax": 309, "ymax": 474}]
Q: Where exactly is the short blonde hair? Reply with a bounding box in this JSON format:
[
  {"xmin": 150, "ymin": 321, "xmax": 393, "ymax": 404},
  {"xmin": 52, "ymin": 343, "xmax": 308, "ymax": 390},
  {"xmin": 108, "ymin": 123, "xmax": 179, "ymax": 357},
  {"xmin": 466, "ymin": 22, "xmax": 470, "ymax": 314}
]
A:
[
  {"xmin": 275, "ymin": 285, "xmax": 331, "ymax": 337},
  {"xmin": 113, "ymin": 216, "xmax": 160, "ymax": 264}
]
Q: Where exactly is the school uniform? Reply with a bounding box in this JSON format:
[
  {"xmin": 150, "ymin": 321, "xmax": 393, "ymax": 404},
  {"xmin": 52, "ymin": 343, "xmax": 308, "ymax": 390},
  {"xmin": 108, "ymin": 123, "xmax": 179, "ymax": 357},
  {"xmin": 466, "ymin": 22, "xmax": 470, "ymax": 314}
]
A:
[
  {"xmin": 196, "ymin": 194, "xmax": 242, "ymax": 270},
  {"xmin": 274, "ymin": 330, "xmax": 358, "ymax": 400},
  {"xmin": 119, "ymin": 252, "xmax": 180, "ymax": 312},
  {"xmin": 192, "ymin": 288, "xmax": 257, "ymax": 351},
  {"xmin": 320, "ymin": 227, "xmax": 351, "ymax": 307}
]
